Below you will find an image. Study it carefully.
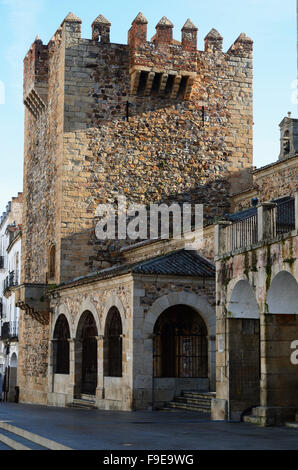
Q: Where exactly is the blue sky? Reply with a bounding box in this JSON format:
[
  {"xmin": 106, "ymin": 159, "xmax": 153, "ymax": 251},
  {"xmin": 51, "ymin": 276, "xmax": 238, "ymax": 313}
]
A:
[{"xmin": 0, "ymin": 0, "xmax": 296, "ymax": 211}]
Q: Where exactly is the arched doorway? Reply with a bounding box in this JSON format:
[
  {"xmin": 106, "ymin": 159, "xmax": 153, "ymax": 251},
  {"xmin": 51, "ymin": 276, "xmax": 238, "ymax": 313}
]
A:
[
  {"xmin": 75, "ymin": 311, "xmax": 98, "ymax": 397},
  {"xmin": 104, "ymin": 307, "xmax": 123, "ymax": 377},
  {"xmin": 227, "ymin": 280, "xmax": 260, "ymax": 418},
  {"xmin": 263, "ymin": 271, "xmax": 298, "ymax": 413},
  {"xmin": 53, "ymin": 314, "xmax": 70, "ymax": 374},
  {"xmin": 153, "ymin": 305, "xmax": 208, "ymax": 379}
]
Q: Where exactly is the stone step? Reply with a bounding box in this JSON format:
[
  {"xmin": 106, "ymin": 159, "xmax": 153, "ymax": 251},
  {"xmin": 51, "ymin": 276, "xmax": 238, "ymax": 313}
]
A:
[
  {"xmin": 182, "ymin": 392, "xmax": 215, "ymax": 400},
  {"xmin": 166, "ymin": 402, "xmax": 211, "ymax": 413},
  {"xmin": 175, "ymin": 397, "xmax": 211, "ymax": 407},
  {"xmin": 80, "ymin": 394, "xmax": 96, "ymax": 402},
  {"xmin": 243, "ymin": 414, "xmax": 263, "ymax": 426},
  {"xmin": 67, "ymin": 399, "xmax": 97, "ymax": 410}
]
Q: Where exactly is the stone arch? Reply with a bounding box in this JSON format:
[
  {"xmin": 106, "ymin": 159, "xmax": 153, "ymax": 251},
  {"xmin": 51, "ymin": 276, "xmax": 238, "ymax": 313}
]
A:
[
  {"xmin": 144, "ymin": 292, "xmax": 215, "ymax": 337},
  {"xmin": 266, "ymin": 270, "xmax": 298, "ymax": 314},
  {"xmin": 144, "ymin": 291, "xmax": 216, "ymax": 393},
  {"xmin": 52, "ymin": 302, "xmax": 73, "ymax": 338},
  {"xmin": 227, "ymin": 279, "xmax": 259, "ymax": 319},
  {"xmin": 102, "ymin": 295, "xmax": 127, "ymax": 336},
  {"xmin": 53, "ymin": 314, "xmax": 71, "ymax": 375},
  {"xmin": 104, "ymin": 307, "xmax": 123, "ymax": 377},
  {"xmin": 74, "ymin": 298, "xmax": 100, "ymax": 337}
]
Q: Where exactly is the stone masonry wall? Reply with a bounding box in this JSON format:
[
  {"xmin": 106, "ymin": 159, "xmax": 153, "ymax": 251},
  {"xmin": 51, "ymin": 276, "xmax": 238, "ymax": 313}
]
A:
[
  {"xmin": 59, "ymin": 16, "xmax": 253, "ymax": 280},
  {"xmin": 19, "ymin": 12, "xmax": 253, "ymax": 403},
  {"xmin": 231, "ymin": 155, "xmax": 298, "ymax": 212}
]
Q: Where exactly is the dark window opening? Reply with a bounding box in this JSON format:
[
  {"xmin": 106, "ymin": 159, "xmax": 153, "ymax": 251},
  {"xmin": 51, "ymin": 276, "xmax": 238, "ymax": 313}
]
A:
[
  {"xmin": 151, "ymin": 73, "xmax": 162, "ymax": 96},
  {"xmin": 137, "ymin": 71, "xmax": 149, "ymax": 96},
  {"xmin": 49, "ymin": 245, "xmax": 56, "ymax": 280},
  {"xmin": 153, "ymin": 305, "xmax": 208, "ymax": 378},
  {"xmin": 53, "ymin": 314, "xmax": 70, "ymax": 375},
  {"xmin": 164, "ymin": 74, "xmax": 175, "ymax": 97},
  {"xmin": 104, "ymin": 307, "xmax": 123, "ymax": 377},
  {"xmin": 177, "ymin": 76, "xmax": 189, "ymax": 99}
]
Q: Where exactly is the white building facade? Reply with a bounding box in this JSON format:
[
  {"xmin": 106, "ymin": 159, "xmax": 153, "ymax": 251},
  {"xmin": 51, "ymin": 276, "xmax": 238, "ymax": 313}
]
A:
[{"xmin": 0, "ymin": 194, "xmax": 22, "ymax": 401}]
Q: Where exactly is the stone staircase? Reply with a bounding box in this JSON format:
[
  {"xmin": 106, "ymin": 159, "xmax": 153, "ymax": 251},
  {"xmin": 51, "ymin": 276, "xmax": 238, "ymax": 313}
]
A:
[
  {"xmin": 160, "ymin": 391, "xmax": 215, "ymax": 413},
  {"xmin": 67, "ymin": 394, "xmax": 97, "ymax": 410}
]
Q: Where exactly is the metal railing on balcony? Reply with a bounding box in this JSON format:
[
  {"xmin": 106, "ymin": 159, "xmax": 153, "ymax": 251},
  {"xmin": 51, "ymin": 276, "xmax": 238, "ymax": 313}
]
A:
[
  {"xmin": 0, "ymin": 321, "xmax": 19, "ymax": 340},
  {"xmin": 3, "ymin": 270, "xmax": 18, "ymax": 294},
  {"xmin": 216, "ymin": 194, "xmax": 297, "ymax": 257},
  {"xmin": 226, "ymin": 214, "xmax": 258, "ymax": 252},
  {"xmin": 276, "ymin": 198, "xmax": 295, "ymax": 235}
]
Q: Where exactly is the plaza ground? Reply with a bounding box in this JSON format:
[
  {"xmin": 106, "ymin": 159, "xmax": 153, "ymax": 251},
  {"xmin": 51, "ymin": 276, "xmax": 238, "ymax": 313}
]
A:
[{"xmin": 0, "ymin": 402, "xmax": 297, "ymax": 450}]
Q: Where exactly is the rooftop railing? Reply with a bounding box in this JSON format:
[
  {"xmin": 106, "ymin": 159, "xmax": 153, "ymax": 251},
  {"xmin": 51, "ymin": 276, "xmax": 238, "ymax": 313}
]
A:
[{"xmin": 215, "ymin": 192, "xmax": 298, "ymax": 257}]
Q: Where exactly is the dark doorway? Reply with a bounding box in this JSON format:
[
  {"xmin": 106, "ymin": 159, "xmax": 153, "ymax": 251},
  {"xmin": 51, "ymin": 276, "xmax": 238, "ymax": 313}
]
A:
[
  {"xmin": 76, "ymin": 311, "xmax": 98, "ymax": 397},
  {"xmin": 228, "ymin": 318, "xmax": 260, "ymax": 418},
  {"xmin": 153, "ymin": 305, "xmax": 208, "ymax": 378},
  {"xmin": 104, "ymin": 307, "xmax": 123, "ymax": 377},
  {"xmin": 53, "ymin": 314, "xmax": 70, "ymax": 374}
]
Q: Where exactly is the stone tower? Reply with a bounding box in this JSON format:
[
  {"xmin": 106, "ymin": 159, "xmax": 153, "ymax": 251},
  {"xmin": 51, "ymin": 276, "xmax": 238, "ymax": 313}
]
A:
[
  {"xmin": 18, "ymin": 12, "xmax": 253, "ymax": 403},
  {"xmin": 21, "ymin": 11, "xmax": 254, "ymax": 286}
]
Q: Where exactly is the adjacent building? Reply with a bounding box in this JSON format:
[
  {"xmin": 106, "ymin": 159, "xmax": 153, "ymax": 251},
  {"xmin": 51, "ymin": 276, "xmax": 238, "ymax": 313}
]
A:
[{"xmin": 0, "ymin": 193, "xmax": 22, "ymax": 401}]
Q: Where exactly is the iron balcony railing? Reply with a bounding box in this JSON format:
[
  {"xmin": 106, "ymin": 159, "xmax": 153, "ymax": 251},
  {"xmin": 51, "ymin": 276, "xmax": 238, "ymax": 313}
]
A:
[
  {"xmin": 3, "ymin": 270, "xmax": 19, "ymax": 294},
  {"xmin": 0, "ymin": 321, "xmax": 19, "ymax": 340},
  {"xmin": 226, "ymin": 214, "xmax": 258, "ymax": 252},
  {"xmin": 219, "ymin": 196, "xmax": 296, "ymax": 256},
  {"xmin": 276, "ymin": 198, "xmax": 295, "ymax": 234}
]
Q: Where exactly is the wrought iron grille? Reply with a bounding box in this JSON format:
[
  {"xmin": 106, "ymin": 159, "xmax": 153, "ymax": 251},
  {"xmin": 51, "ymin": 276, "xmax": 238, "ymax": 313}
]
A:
[
  {"xmin": 104, "ymin": 307, "xmax": 123, "ymax": 377},
  {"xmin": 153, "ymin": 305, "xmax": 208, "ymax": 378}
]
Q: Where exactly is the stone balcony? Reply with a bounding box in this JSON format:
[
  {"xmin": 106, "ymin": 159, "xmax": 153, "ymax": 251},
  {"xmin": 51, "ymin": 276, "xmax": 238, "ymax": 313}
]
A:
[{"xmin": 14, "ymin": 284, "xmax": 51, "ymax": 325}]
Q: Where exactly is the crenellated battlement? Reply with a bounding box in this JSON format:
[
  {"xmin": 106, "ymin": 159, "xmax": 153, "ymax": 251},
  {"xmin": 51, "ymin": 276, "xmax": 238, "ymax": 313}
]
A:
[{"xmin": 23, "ymin": 37, "xmax": 49, "ymax": 117}]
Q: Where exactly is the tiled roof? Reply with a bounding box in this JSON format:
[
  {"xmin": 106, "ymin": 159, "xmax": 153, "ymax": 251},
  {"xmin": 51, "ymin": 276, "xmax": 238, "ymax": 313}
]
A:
[{"xmin": 132, "ymin": 250, "xmax": 215, "ymax": 277}]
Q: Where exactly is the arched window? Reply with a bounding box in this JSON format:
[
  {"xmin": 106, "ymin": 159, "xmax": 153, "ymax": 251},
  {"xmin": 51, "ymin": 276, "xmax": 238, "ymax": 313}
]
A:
[
  {"xmin": 53, "ymin": 314, "xmax": 70, "ymax": 374},
  {"xmin": 49, "ymin": 245, "xmax": 56, "ymax": 280},
  {"xmin": 104, "ymin": 307, "xmax": 123, "ymax": 377},
  {"xmin": 282, "ymin": 130, "xmax": 290, "ymax": 155},
  {"xmin": 153, "ymin": 305, "xmax": 208, "ymax": 378}
]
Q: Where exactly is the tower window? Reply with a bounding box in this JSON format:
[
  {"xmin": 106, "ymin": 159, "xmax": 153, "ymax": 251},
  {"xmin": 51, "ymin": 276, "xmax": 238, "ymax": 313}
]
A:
[{"xmin": 49, "ymin": 245, "xmax": 56, "ymax": 280}]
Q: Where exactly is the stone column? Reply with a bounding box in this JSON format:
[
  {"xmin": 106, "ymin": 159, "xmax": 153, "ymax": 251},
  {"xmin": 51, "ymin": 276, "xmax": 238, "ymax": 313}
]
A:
[
  {"xmin": 257, "ymin": 203, "xmax": 277, "ymax": 242},
  {"xmin": 47, "ymin": 339, "xmax": 56, "ymax": 396},
  {"xmin": 96, "ymin": 335, "xmax": 105, "ymax": 407},
  {"xmin": 74, "ymin": 338, "xmax": 82, "ymax": 399},
  {"xmin": 214, "ymin": 221, "xmax": 232, "ymax": 257},
  {"xmin": 67, "ymin": 339, "xmax": 75, "ymax": 402}
]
